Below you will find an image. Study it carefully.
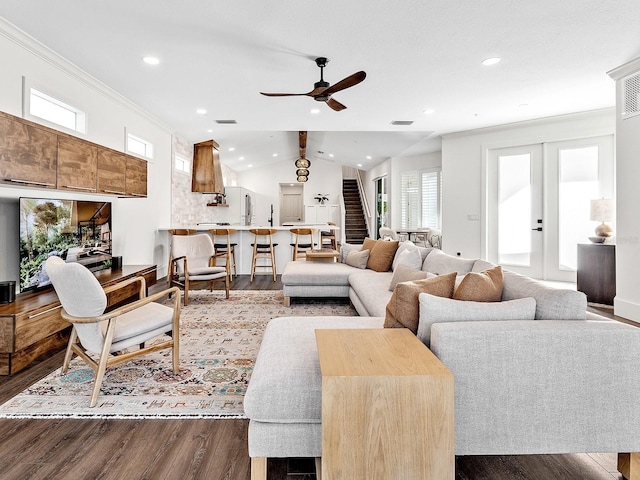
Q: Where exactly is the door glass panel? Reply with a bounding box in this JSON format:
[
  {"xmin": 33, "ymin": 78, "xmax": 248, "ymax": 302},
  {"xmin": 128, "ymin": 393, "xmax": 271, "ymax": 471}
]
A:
[
  {"xmin": 558, "ymin": 146, "xmax": 599, "ymax": 270},
  {"xmin": 498, "ymin": 154, "xmax": 531, "ymax": 266}
]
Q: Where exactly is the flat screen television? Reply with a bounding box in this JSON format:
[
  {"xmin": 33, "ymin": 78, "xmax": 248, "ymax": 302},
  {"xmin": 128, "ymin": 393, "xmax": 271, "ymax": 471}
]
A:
[{"xmin": 19, "ymin": 197, "xmax": 112, "ymax": 292}]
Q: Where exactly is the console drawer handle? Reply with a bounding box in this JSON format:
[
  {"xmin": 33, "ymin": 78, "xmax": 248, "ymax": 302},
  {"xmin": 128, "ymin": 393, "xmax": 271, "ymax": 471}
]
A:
[{"xmin": 28, "ymin": 305, "xmax": 63, "ymax": 319}]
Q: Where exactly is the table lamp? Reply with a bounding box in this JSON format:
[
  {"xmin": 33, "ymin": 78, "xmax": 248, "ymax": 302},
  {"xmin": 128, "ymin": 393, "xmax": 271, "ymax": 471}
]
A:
[{"xmin": 589, "ymin": 198, "xmax": 615, "ymax": 242}]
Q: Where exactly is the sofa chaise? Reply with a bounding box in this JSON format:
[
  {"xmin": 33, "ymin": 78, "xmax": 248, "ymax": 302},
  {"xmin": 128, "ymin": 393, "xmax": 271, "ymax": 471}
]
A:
[{"xmin": 246, "ymin": 242, "xmax": 640, "ymax": 480}]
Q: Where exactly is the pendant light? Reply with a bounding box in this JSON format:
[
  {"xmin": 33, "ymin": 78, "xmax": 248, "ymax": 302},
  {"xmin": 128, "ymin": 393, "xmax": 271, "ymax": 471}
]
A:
[{"xmin": 295, "ymin": 158, "xmax": 311, "ymax": 169}]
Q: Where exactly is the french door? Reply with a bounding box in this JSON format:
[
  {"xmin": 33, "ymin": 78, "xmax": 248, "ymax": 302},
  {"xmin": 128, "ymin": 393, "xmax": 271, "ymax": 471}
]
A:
[{"xmin": 487, "ymin": 135, "xmax": 614, "ymax": 281}]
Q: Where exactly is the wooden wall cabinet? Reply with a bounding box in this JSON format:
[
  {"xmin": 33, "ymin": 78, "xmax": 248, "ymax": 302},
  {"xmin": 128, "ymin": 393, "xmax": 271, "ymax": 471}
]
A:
[
  {"xmin": 125, "ymin": 156, "xmax": 148, "ymax": 197},
  {"xmin": 0, "ymin": 110, "xmax": 147, "ymax": 198},
  {"xmin": 0, "ymin": 113, "xmax": 58, "ymax": 189},
  {"xmin": 97, "ymin": 148, "xmax": 127, "ymax": 195},
  {"xmin": 57, "ymin": 136, "xmax": 98, "ymax": 193},
  {"xmin": 192, "ymin": 139, "xmax": 224, "ymax": 193}
]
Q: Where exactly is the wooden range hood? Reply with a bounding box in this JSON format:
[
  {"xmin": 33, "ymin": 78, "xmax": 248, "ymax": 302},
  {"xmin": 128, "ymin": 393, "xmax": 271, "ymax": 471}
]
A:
[{"xmin": 192, "ymin": 139, "xmax": 224, "ymax": 194}]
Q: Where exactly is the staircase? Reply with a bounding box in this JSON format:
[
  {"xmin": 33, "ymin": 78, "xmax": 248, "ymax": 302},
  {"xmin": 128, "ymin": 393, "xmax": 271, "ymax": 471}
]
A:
[{"xmin": 342, "ymin": 179, "xmax": 368, "ymax": 243}]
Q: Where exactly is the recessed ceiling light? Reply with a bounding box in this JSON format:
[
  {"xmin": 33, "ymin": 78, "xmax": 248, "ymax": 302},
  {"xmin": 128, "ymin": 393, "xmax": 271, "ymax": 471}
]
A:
[
  {"xmin": 228, "ymin": 147, "xmax": 235, "ymax": 152},
  {"xmin": 239, "ymin": 156, "xmax": 245, "ymax": 161},
  {"xmin": 366, "ymin": 155, "xmax": 372, "ymax": 160},
  {"xmin": 329, "ymin": 153, "xmax": 334, "ymax": 157},
  {"xmin": 423, "ymin": 108, "xmax": 435, "ymax": 115},
  {"xmin": 196, "ymin": 108, "xmax": 207, "ymax": 115},
  {"xmin": 481, "ymin": 57, "xmax": 501, "ymax": 66},
  {"xmin": 272, "ymin": 153, "xmax": 278, "ymax": 157},
  {"xmin": 310, "ymin": 108, "xmax": 320, "ymax": 114},
  {"xmin": 207, "ymin": 129, "xmax": 213, "ymax": 133},
  {"xmin": 357, "ymin": 163, "xmax": 363, "ymax": 167},
  {"xmin": 247, "ymin": 164, "xmax": 253, "ymax": 168},
  {"xmin": 142, "ymin": 56, "xmax": 160, "ymax": 65}
]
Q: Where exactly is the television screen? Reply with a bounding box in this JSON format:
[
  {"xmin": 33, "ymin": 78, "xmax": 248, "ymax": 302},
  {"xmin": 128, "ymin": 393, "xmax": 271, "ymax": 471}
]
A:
[{"xmin": 19, "ymin": 197, "xmax": 112, "ymax": 291}]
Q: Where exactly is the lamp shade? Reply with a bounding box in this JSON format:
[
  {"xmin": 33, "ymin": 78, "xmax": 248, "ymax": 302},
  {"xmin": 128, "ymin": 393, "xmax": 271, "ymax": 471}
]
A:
[
  {"xmin": 590, "ymin": 199, "xmax": 615, "ymax": 222},
  {"xmin": 295, "ymin": 158, "xmax": 311, "ymax": 169},
  {"xmin": 297, "ymin": 175, "xmax": 308, "ymax": 183}
]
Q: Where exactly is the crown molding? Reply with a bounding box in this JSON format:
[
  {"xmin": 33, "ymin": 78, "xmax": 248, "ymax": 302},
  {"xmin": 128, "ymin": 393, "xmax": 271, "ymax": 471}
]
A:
[
  {"xmin": 0, "ymin": 17, "xmax": 172, "ymax": 132},
  {"xmin": 607, "ymin": 57, "xmax": 640, "ymax": 81}
]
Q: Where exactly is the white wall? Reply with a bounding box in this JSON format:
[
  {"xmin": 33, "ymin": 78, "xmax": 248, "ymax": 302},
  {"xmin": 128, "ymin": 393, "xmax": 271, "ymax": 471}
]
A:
[
  {"xmin": 237, "ymin": 158, "xmax": 343, "ymax": 227},
  {"xmin": 609, "ymin": 58, "xmax": 640, "ymax": 322},
  {"xmin": 0, "ymin": 19, "xmax": 173, "ymax": 286},
  {"xmin": 441, "ymin": 109, "xmax": 615, "ymax": 259}
]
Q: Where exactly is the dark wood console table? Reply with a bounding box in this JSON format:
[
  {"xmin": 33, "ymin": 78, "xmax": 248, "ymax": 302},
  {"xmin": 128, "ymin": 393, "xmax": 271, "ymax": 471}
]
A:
[
  {"xmin": 577, "ymin": 244, "xmax": 615, "ymax": 305},
  {"xmin": 0, "ymin": 265, "xmax": 157, "ymax": 375}
]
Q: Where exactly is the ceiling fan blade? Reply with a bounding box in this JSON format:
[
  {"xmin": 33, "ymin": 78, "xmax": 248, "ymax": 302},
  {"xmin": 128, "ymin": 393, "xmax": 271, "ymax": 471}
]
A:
[
  {"xmin": 260, "ymin": 92, "xmax": 310, "ymax": 97},
  {"xmin": 322, "ymin": 71, "xmax": 366, "ymax": 96},
  {"xmin": 326, "ymin": 98, "xmax": 347, "ymax": 111}
]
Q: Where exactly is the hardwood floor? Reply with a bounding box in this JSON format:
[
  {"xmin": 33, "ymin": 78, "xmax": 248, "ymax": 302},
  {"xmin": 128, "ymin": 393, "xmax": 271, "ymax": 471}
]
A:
[{"xmin": 0, "ymin": 276, "xmax": 626, "ymax": 479}]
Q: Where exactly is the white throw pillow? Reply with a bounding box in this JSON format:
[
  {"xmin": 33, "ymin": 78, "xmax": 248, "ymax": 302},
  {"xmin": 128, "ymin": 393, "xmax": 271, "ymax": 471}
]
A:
[
  {"xmin": 392, "ymin": 247, "xmax": 423, "ymax": 272},
  {"xmin": 340, "ymin": 243, "xmax": 363, "ymax": 263},
  {"xmin": 416, "ymin": 293, "xmax": 537, "ymax": 347},
  {"xmin": 392, "ymin": 241, "xmax": 420, "ymax": 271}
]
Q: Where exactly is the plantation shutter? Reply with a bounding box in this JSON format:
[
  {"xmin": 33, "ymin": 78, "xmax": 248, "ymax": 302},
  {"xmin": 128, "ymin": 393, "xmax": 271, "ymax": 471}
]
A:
[
  {"xmin": 421, "ymin": 170, "xmax": 440, "ymax": 229},
  {"xmin": 401, "ymin": 171, "xmax": 420, "ymax": 229}
]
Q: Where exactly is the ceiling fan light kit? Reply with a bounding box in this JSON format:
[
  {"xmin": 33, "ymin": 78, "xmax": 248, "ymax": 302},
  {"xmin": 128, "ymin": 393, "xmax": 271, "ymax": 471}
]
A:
[{"xmin": 260, "ymin": 57, "xmax": 366, "ymax": 111}]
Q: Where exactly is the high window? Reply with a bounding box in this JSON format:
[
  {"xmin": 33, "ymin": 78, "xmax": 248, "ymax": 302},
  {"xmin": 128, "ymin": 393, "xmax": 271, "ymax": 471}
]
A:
[
  {"xmin": 175, "ymin": 155, "xmax": 190, "ymax": 174},
  {"xmin": 127, "ymin": 132, "xmax": 154, "ymax": 159},
  {"xmin": 401, "ymin": 169, "xmax": 441, "ymax": 230},
  {"xmin": 28, "ymin": 88, "xmax": 86, "ymax": 134}
]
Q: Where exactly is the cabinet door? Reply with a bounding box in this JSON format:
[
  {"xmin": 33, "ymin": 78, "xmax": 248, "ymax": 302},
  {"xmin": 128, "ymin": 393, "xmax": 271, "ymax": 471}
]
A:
[
  {"xmin": 305, "ymin": 205, "xmax": 317, "ymax": 223},
  {"xmin": 125, "ymin": 156, "xmax": 147, "ymax": 197},
  {"xmin": 97, "ymin": 148, "xmax": 126, "ymax": 195},
  {"xmin": 0, "ymin": 115, "xmax": 57, "ymax": 188},
  {"xmin": 57, "ymin": 136, "xmax": 97, "ymax": 192}
]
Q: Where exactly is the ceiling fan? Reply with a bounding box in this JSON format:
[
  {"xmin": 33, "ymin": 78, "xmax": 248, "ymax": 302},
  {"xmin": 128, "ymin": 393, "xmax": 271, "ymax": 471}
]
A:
[{"xmin": 260, "ymin": 57, "xmax": 366, "ymax": 111}]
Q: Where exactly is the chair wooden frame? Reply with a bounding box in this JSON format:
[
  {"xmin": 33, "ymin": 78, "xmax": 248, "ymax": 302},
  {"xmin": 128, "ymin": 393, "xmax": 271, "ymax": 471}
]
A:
[
  {"xmin": 289, "ymin": 228, "xmax": 317, "ymax": 260},
  {"xmin": 320, "ymin": 222, "xmax": 337, "ymax": 250},
  {"xmin": 250, "ymin": 228, "xmax": 278, "ymax": 282},
  {"xmin": 169, "ymin": 252, "xmax": 229, "ymax": 305},
  {"xmin": 61, "ymin": 277, "xmax": 181, "ymax": 407},
  {"xmin": 209, "ymin": 228, "xmax": 238, "ymax": 280}
]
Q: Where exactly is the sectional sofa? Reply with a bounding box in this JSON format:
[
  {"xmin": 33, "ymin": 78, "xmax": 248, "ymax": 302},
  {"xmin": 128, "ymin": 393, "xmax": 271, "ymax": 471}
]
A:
[{"xmin": 245, "ymin": 241, "xmax": 640, "ymax": 479}]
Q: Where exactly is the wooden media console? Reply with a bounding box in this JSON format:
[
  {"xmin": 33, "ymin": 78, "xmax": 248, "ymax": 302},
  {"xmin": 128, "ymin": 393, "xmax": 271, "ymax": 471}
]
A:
[{"xmin": 0, "ymin": 265, "xmax": 157, "ymax": 375}]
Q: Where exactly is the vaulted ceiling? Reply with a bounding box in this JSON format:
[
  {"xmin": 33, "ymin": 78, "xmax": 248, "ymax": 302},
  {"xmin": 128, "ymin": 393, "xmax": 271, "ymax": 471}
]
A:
[{"xmin": 1, "ymin": 1, "xmax": 639, "ymax": 170}]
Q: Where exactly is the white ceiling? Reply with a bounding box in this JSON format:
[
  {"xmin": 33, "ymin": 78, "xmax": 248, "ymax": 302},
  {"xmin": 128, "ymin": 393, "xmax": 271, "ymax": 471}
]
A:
[{"xmin": 1, "ymin": 1, "xmax": 639, "ymax": 171}]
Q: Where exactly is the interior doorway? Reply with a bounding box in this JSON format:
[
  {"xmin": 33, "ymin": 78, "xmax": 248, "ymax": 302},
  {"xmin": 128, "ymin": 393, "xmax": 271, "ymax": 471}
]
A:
[
  {"xmin": 374, "ymin": 176, "xmax": 388, "ymax": 239},
  {"xmin": 279, "ymin": 183, "xmax": 304, "ymax": 225}
]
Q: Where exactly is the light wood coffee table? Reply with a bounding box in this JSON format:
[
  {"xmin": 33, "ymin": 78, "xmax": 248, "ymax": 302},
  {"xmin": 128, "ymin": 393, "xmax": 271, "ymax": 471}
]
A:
[
  {"xmin": 305, "ymin": 249, "xmax": 339, "ymax": 262},
  {"xmin": 315, "ymin": 329, "xmax": 454, "ymax": 480}
]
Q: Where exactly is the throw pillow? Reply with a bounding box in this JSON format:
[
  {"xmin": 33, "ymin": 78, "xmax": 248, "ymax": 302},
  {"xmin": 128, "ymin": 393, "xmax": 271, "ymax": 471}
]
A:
[
  {"xmin": 422, "ymin": 248, "xmax": 475, "ymax": 274},
  {"xmin": 345, "ymin": 249, "xmax": 370, "ymax": 269},
  {"xmin": 388, "ymin": 264, "xmax": 432, "ymax": 291},
  {"xmin": 416, "ymin": 293, "xmax": 537, "ymax": 346},
  {"xmin": 384, "ymin": 272, "xmax": 456, "ymax": 333},
  {"xmin": 367, "ymin": 239, "xmax": 399, "ymax": 272},
  {"xmin": 453, "ymin": 265, "xmax": 503, "ymax": 302},
  {"xmin": 391, "ymin": 242, "xmax": 424, "ymax": 270},
  {"xmin": 340, "ymin": 243, "xmax": 362, "ymax": 263},
  {"xmin": 362, "ymin": 237, "xmax": 377, "ymax": 252}
]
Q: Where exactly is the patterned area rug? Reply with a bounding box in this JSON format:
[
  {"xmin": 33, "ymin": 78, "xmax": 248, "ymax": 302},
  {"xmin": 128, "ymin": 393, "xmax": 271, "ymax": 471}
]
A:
[{"xmin": 0, "ymin": 290, "xmax": 356, "ymax": 419}]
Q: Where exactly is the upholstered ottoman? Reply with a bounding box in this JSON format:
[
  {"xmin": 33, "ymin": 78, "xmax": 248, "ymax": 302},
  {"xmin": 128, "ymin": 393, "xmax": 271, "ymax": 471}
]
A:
[
  {"xmin": 244, "ymin": 315, "xmax": 383, "ymax": 480},
  {"xmin": 281, "ymin": 260, "xmax": 360, "ymax": 305}
]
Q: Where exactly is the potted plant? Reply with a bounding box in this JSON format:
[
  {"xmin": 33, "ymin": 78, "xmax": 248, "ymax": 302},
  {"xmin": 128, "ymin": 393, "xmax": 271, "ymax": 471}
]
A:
[{"xmin": 314, "ymin": 194, "xmax": 329, "ymax": 205}]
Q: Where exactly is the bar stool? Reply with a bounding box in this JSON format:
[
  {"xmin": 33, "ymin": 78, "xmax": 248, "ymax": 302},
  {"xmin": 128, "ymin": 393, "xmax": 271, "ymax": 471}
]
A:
[
  {"xmin": 320, "ymin": 222, "xmax": 337, "ymax": 250},
  {"xmin": 250, "ymin": 228, "xmax": 278, "ymax": 282},
  {"xmin": 209, "ymin": 228, "xmax": 238, "ymax": 280},
  {"xmin": 289, "ymin": 228, "xmax": 317, "ymax": 260},
  {"xmin": 167, "ymin": 229, "xmax": 198, "ymax": 278}
]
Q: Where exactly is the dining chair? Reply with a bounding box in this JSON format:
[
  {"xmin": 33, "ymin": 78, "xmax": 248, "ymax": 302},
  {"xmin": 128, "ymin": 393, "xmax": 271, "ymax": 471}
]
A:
[
  {"xmin": 289, "ymin": 228, "xmax": 317, "ymax": 260},
  {"xmin": 45, "ymin": 256, "xmax": 181, "ymax": 408},
  {"xmin": 209, "ymin": 228, "xmax": 238, "ymax": 280}
]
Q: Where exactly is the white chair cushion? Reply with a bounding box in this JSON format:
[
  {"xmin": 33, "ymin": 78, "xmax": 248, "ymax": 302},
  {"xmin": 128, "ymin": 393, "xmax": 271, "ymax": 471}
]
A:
[{"xmin": 103, "ymin": 302, "xmax": 175, "ymax": 353}]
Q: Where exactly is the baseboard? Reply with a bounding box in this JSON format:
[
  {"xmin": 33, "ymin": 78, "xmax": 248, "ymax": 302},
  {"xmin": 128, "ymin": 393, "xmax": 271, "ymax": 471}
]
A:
[{"xmin": 614, "ymin": 297, "xmax": 640, "ymax": 323}]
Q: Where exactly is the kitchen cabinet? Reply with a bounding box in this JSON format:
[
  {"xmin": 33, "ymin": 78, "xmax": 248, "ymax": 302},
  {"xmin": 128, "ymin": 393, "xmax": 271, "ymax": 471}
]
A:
[
  {"xmin": 57, "ymin": 136, "xmax": 97, "ymax": 193},
  {"xmin": 0, "ymin": 112, "xmax": 58, "ymax": 189}
]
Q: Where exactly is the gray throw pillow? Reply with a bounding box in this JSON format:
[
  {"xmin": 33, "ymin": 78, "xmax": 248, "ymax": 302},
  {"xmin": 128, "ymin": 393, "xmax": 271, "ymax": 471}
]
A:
[
  {"xmin": 340, "ymin": 243, "xmax": 363, "ymax": 263},
  {"xmin": 345, "ymin": 249, "xmax": 370, "ymax": 269},
  {"xmin": 416, "ymin": 293, "xmax": 537, "ymax": 347}
]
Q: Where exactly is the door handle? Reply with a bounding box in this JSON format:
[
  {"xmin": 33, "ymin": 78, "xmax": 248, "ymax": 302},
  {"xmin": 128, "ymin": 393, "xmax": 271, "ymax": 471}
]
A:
[{"xmin": 531, "ymin": 227, "xmax": 543, "ymax": 231}]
